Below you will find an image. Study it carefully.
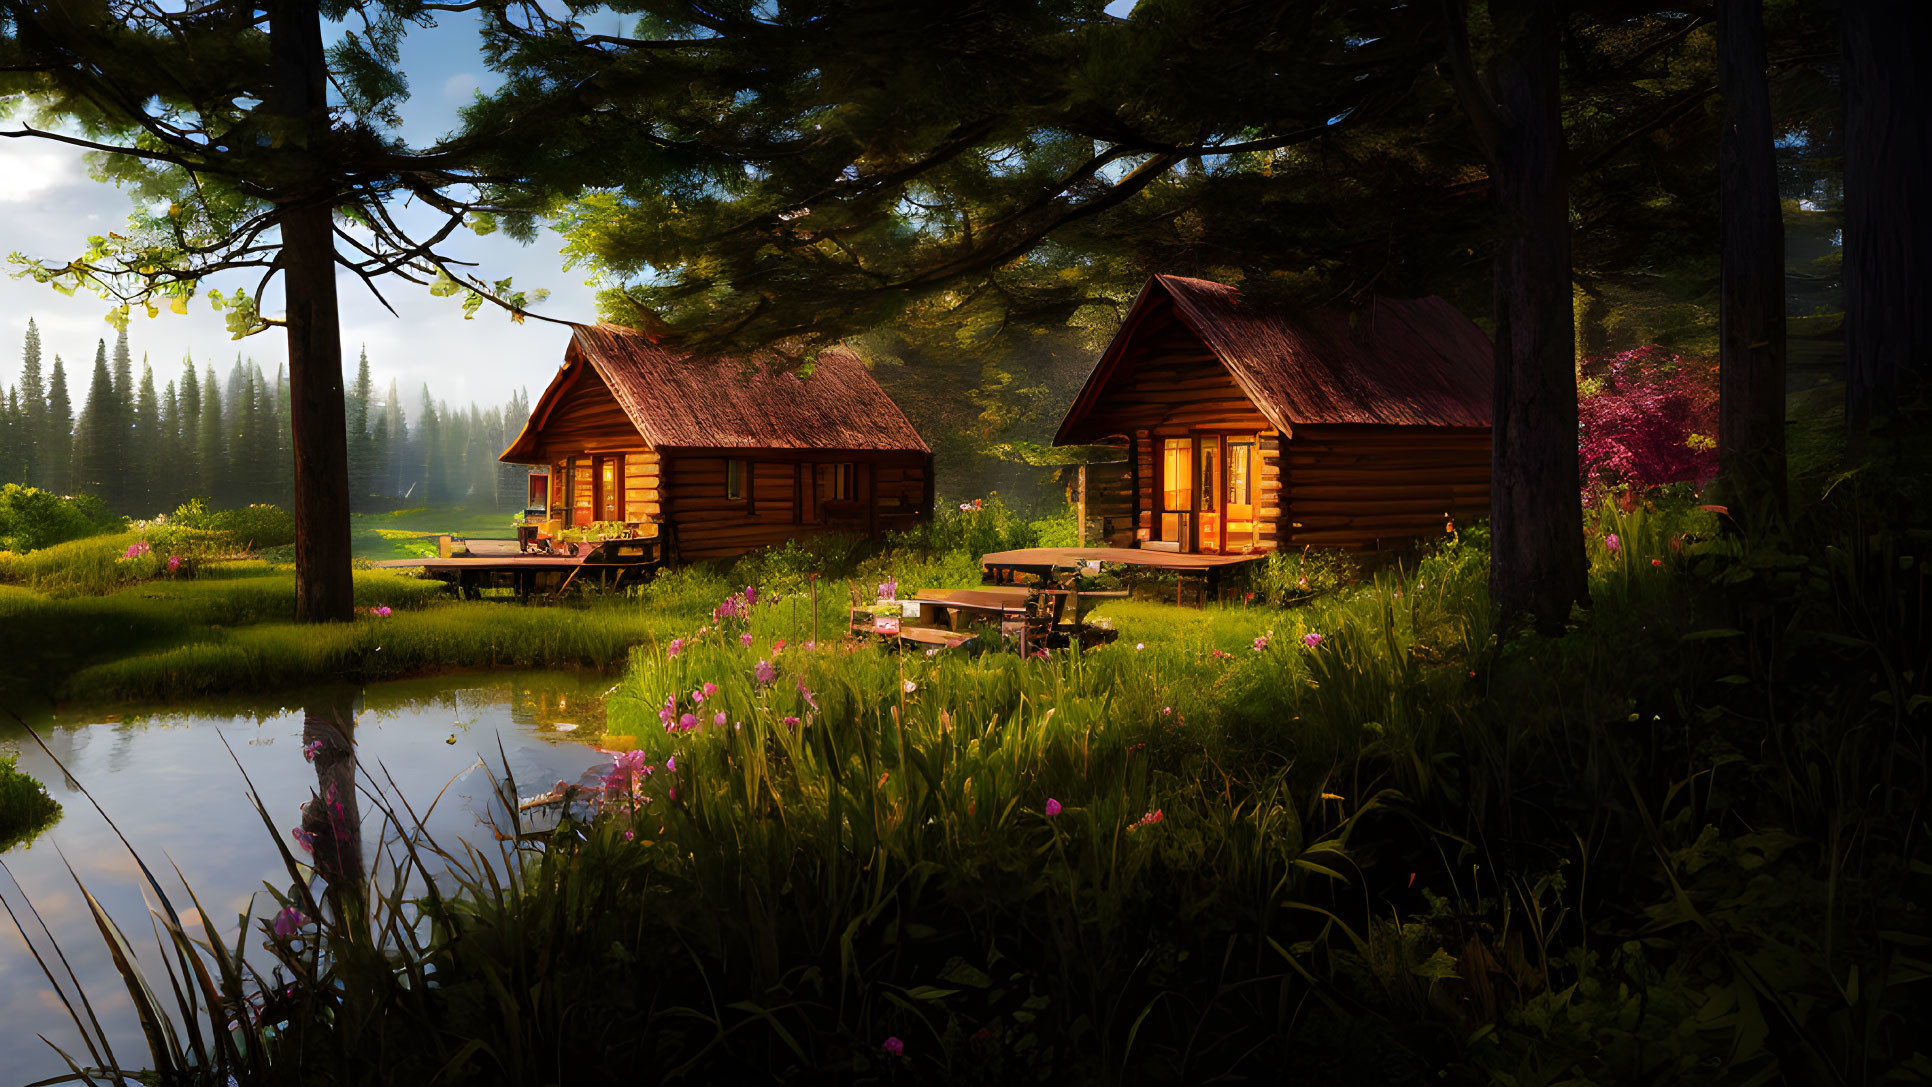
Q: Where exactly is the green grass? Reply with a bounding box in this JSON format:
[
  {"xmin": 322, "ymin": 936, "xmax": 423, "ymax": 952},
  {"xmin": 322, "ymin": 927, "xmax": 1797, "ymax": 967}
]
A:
[
  {"xmin": 349, "ymin": 506, "xmax": 523, "ymax": 560},
  {"xmin": 0, "ymin": 752, "xmax": 61, "ymax": 850}
]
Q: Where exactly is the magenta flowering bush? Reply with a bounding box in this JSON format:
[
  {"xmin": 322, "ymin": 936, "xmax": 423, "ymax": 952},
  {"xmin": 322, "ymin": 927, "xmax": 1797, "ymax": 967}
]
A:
[
  {"xmin": 122, "ymin": 540, "xmax": 151, "ymax": 560},
  {"xmin": 1577, "ymin": 345, "xmax": 1718, "ymax": 491}
]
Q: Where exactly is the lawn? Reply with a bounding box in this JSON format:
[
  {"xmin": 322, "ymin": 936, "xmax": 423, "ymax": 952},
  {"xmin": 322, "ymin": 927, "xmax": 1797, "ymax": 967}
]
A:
[{"xmin": 349, "ymin": 505, "xmax": 525, "ymax": 561}]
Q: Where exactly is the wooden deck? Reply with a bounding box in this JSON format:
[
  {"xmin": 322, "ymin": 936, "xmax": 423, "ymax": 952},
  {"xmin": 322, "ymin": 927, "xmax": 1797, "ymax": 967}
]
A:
[
  {"xmin": 980, "ymin": 546, "xmax": 1263, "ymax": 574},
  {"xmin": 371, "ymin": 537, "xmax": 666, "ymax": 599}
]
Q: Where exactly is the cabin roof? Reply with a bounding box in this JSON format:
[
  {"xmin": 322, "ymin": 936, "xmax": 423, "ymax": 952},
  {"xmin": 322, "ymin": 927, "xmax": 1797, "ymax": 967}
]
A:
[
  {"xmin": 1055, "ymin": 274, "xmax": 1493, "ymax": 444},
  {"xmin": 503, "ymin": 323, "xmax": 929, "ymax": 461}
]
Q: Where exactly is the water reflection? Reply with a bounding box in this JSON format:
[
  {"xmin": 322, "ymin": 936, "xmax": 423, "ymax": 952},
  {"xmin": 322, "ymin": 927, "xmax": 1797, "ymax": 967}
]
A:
[{"xmin": 0, "ymin": 673, "xmax": 612, "ymax": 1085}]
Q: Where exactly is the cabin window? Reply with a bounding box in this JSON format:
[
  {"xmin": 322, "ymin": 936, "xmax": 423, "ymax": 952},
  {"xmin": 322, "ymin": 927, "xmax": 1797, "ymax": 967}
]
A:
[
  {"xmin": 726, "ymin": 458, "xmax": 748, "ymax": 502},
  {"xmin": 1224, "ymin": 438, "xmax": 1257, "ymax": 553},
  {"xmin": 814, "ymin": 462, "xmax": 856, "ymax": 504}
]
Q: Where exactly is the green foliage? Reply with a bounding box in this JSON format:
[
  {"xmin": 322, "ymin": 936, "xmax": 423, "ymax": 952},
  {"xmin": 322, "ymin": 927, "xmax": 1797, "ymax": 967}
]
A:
[
  {"xmin": 0, "ymin": 752, "xmax": 61, "ymax": 850},
  {"xmin": 171, "ymin": 499, "xmax": 296, "ymax": 549},
  {"xmin": 0, "ymin": 483, "xmax": 124, "ymax": 553}
]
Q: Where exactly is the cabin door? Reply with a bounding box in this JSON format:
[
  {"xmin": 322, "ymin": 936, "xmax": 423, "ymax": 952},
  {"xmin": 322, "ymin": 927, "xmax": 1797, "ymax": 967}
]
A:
[
  {"xmin": 595, "ymin": 455, "xmax": 624, "ymax": 523},
  {"xmin": 1157, "ymin": 434, "xmax": 1258, "ymax": 553}
]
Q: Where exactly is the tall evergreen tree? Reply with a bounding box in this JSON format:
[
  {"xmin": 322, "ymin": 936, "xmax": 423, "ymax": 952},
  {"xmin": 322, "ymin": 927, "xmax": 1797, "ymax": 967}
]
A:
[
  {"xmin": 198, "ymin": 364, "xmax": 225, "ymax": 506},
  {"xmin": 45, "ymin": 355, "xmax": 72, "ymax": 494},
  {"xmin": 1, "ymin": 387, "xmax": 19, "ymax": 484},
  {"xmin": 110, "ymin": 327, "xmax": 132, "ymax": 414},
  {"xmin": 229, "ymin": 364, "xmax": 261, "ymax": 504},
  {"xmin": 17, "ymin": 318, "xmax": 44, "ymax": 488},
  {"xmin": 160, "ymin": 378, "xmax": 181, "ymax": 510},
  {"xmin": 72, "ymin": 340, "xmax": 118, "ymax": 500},
  {"xmin": 346, "ymin": 347, "xmax": 375, "ymax": 509},
  {"xmin": 368, "ymin": 399, "xmax": 391, "ymax": 504},
  {"xmin": 179, "ymin": 360, "xmax": 203, "ymax": 501},
  {"xmin": 134, "ymin": 360, "xmax": 161, "ymax": 515},
  {"xmin": 385, "ymin": 378, "xmax": 407, "ymax": 499},
  {"xmin": 418, "ymin": 386, "xmax": 444, "ymax": 506}
]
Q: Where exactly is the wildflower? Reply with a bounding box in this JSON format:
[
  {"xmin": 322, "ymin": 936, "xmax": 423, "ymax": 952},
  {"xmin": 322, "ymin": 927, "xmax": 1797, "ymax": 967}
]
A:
[
  {"xmin": 1252, "ymin": 635, "xmax": 1269, "ymax": 652},
  {"xmin": 740, "ymin": 632, "xmax": 754, "ymax": 647},
  {"xmin": 1301, "ymin": 632, "xmax": 1322, "ymax": 649},
  {"xmin": 755, "ymin": 658, "xmax": 777, "ymax": 684},
  {"xmin": 902, "ymin": 678, "xmax": 917, "ymax": 694},
  {"xmin": 713, "ymin": 711, "xmax": 727, "ymax": 727},
  {"xmin": 372, "ymin": 605, "xmax": 392, "ymax": 618},
  {"xmin": 878, "ymin": 578, "xmax": 898, "ymax": 601},
  {"xmin": 1162, "ymin": 706, "xmax": 1172, "ymax": 715},
  {"xmin": 123, "ymin": 540, "xmax": 151, "ymax": 560},
  {"xmin": 796, "ymin": 678, "xmax": 819, "ymax": 710},
  {"xmin": 773, "ymin": 638, "xmax": 787, "ymax": 651},
  {"xmin": 960, "ymin": 502, "xmax": 973, "ymax": 511},
  {"xmin": 882, "ymin": 1037, "xmax": 905, "ymax": 1056},
  {"xmin": 1045, "ymin": 798, "xmax": 1062, "ymax": 816},
  {"xmin": 702, "ymin": 681, "xmax": 718, "ymax": 698},
  {"xmin": 290, "ymin": 827, "xmax": 315, "ymax": 854},
  {"xmin": 679, "ymin": 712, "xmax": 698, "ymax": 731},
  {"xmin": 666, "ymin": 638, "xmax": 685, "ymax": 658},
  {"xmin": 1135, "ymin": 642, "xmax": 1145, "ymax": 651},
  {"xmin": 302, "ymin": 740, "xmax": 323, "ymax": 762},
  {"xmin": 1651, "ymin": 558, "xmax": 1664, "ymax": 568},
  {"xmin": 744, "ymin": 584, "xmax": 758, "ymax": 605},
  {"xmin": 668, "ymin": 787, "xmax": 678, "ymax": 801},
  {"xmin": 659, "ymin": 703, "xmax": 675, "ymax": 726},
  {"xmin": 666, "ymin": 756, "xmax": 676, "ymax": 771},
  {"xmin": 271, "ymin": 907, "xmax": 305, "ymax": 939},
  {"xmin": 1605, "ymin": 532, "xmax": 1622, "ymax": 553},
  {"xmin": 925, "ymin": 647, "xmax": 939, "ymax": 657},
  {"xmin": 803, "ymin": 641, "xmax": 816, "ymax": 651},
  {"xmin": 782, "ymin": 715, "xmax": 801, "ymax": 729},
  {"xmin": 1211, "ymin": 648, "xmax": 1232, "ymax": 660},
  {"xmin": 1128, "ymin": 808, "xmax": 1164, "ymax": 831},
  {"xmin": 166, "ymin": 555, "xmax": 181, "ymax": 572},
  {"xmin": 624, "ymin": 829, "xmax": 635, "ymax": 841}
]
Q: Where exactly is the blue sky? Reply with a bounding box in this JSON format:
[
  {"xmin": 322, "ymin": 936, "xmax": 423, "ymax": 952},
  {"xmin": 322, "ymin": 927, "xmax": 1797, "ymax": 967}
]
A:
[{"xmin": 0, "ymin": 9, "xmax": 601, "ymax": 412}]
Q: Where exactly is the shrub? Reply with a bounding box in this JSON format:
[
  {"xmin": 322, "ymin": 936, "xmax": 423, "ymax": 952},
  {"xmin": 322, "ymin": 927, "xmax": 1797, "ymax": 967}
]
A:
[
  {"xmin": 172, "ymin": 500, "xmax": 297, "ymax": 549},
  {"xmin": 0, "ymin": 484, "xmax": 125, "ymax": 552},
  {"xmin": 0, "ymin": 752, "xmax": 61, "ymax": 849},
  {"xmin": 1577, "ymin": 345, "xmax": 1719, "ymax": 491}
]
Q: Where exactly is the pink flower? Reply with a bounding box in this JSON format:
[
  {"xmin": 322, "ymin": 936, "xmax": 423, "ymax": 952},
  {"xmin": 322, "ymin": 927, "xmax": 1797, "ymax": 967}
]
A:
[
  {"xmin": 755, "ymin": 659, "xmax": 777, "ymax": 684},
  {"xmin": 1301, "ymin": 632, "xmax": 1322, "ymax": 648},
  {"xmin": 679, "ymin": 713, "xmax": 698, "ymax": 731},
  {"xmin": 713, "ymin": 711, "xmax": 727, "ymax": 727},
  {"xmin": 1605, "ymin": 532, "xmax": 1622, "ymax": 553},
  {"xmin": 743, "ymin": 584, "xmax": 758, "ymax": 606},
  {"xmin": 882, "ymin": 1036, "xmax": 904, "ymax": 1056},
  {"xmin": 291, "ymin": 827, "xmax": 315, "ymax": 854},
  {"xmin": 1652, "ymin": 558, "xmax": 1664, "ymax": 567},
  {"xmin": 166, "ymin": 555, "xmax": 181, "ymax": 572},
  {"xmin": 773, "ymin": 639, "xmax": 787, "ymax": 651},
  {"xmin": 740, "ymin": 632, "xmax": 754, "ymax": 647},
  {"xmin": 372, "ymin": 605, "xmax": 392, "ymax": 618},
  {"xmin": 666, "ymin": 756, "xmax": 676, "ymax": 771},
  {"xmin": 666, "ymin": 638, "xmax": 685, "ymax": 658},
  {"xmin": 795, "ymin": 678, "xmax": 818, "ymax": 710},
  {"xmin": 302, "ymin": 740, "xmax": 323, "ymax": 762},
  {"xmin": 782, "ymin": 715, "xmax": 801, "ymax": 729},
  {"xmin": 1252, "ymin": 636, "xmax": 1269, "ymax": 651},
  {"xmin": 123, "ymin": 540, "xmax": 151, "ymax": 560},
  {"xmin": 668, "ymin": 787, "xmax": 678, "ymax": 801},
  {"xmin": 1161, "ymin": 706, "xmax": 1172, "ymax": 715},
  {"xmin": 878, "ymin": 578, "xmax": 898, "ymax": 601},
  {"xmin": 1044, "ymin": 798, "xmax": 1062, "ymax": 816},
  {"xmin": 271, "ymin": 906, "xmax": 305, "ymax": 939},
  {"xmin": 1128, "ymin": 808, "xmax": 1164, "ymax": 831},
  {"xmin": 624, "ymin": 829, "xmax": 635, "ymax": 841},
  {"xmin": 702, "ymin": 682, "xmax": 718, "ymax": 698},
  {"xmin": 1210, "ymin": 649, "xmax": 1232, "ymax": 660}
]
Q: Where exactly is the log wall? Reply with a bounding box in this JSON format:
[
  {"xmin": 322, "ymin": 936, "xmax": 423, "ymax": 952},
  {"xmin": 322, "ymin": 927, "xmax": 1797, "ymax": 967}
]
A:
[
  {"xmin": 1278, "ymin": 425, "xmax": 1491, "ymax": 549},
  {"xmin": 1075, "ymin": 303, "xmax": 1272, "ymax": 437},
  {"xmin": 665, "ymin": 451, "xmax": 931, "ymax": 563},
  {"xmin": 528, "ymin": 364, "xmax": 643, "ymax": 462}
]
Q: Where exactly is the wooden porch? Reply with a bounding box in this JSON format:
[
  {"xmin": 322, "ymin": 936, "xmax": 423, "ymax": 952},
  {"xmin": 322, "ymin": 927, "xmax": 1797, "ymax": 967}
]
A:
[{"xmin": 372, "ymin": 536, "xmax": 669, "ymax": 600}]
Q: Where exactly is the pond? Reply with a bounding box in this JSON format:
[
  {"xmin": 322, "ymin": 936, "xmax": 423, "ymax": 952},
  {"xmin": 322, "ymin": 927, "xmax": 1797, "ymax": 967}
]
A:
[{"xmin": 0, "ymin": 673, "xmax": 617, "ymax": 1084}]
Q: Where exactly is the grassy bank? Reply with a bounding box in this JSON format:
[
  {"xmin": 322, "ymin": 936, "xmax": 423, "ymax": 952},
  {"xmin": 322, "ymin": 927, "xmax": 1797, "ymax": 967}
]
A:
[{"xmin": 0, "ymin": 751, "xmax": 61, "ymax": 849}]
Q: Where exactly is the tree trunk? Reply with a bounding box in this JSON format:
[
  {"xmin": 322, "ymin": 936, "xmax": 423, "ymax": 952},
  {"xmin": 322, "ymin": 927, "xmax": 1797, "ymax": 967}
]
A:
[
  {"xmin": 270, "ymin": 0, "xmax": 354, "ymax": 622},
  {"xmin": 1842, "ymin": 0, "xmax": 1931, "ymax": 441},
  {"xmin": 1716, "ymin": 0, "xmax": 1787, "ymax": 525},
  {"xmin": 300, "ymin": 687, "xmax": 365, "ymax": 917},
  {"xmin": 1486, "ymin": 0, "xmax": 1587, "ymax": 634}
]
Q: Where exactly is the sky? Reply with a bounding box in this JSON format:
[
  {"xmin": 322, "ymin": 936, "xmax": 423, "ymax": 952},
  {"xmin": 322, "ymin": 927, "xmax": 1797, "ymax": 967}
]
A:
[{"xmin": 0, "ymin": 9, "xmax": 614, "ymax": 412}]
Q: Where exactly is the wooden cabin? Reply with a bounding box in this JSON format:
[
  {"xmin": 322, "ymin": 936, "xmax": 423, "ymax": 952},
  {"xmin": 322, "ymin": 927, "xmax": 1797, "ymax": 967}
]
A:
[
  {"xmin": 1056, "ymin": 275, "xmax": 1494, "ymax": 553},
  {"xmin": 501, "ymin": 324, "xmax": 933, "ymax": 563}
]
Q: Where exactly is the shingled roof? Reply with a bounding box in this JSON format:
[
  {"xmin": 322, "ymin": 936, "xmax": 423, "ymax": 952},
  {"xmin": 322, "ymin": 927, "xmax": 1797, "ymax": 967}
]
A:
[
  {"xmin": 504, "ymin": 323, "xmax": 929, "ymax": 459},
  {"xmin": 1056, "ymin": 274, "xmax": 1493, "ymax": 443}
]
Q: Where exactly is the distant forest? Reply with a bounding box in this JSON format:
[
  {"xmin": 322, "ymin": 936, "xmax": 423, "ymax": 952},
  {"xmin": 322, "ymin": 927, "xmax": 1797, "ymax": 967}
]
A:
[{"xmin": 0, "ymin": 320, "xmax": 532, "ymax": 517}]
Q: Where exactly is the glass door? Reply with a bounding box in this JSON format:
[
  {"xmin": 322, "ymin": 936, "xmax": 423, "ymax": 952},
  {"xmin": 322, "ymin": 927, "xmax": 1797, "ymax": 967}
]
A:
[
  {"xmin": 1225, "ymin": 439, "xmax": 1256, "ymax": 552},
  {"xmin": 596, "ymin": 455, "xmax": 623, "ymax": 522},
  {"xmin": 1159, "ymin": 438, "xmax": 1192, "ymax": 546},
  {"xmin": 1197, "ymin": 437, "xmax": 1222, "ymax": 553}
]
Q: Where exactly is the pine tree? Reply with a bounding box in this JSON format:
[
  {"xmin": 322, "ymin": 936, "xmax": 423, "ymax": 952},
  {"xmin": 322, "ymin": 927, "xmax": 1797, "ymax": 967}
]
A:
[
  {"xmin": 261, "ymin": 362, "xmax": 290, "ymax": 502},
  {"xmin": 72, "ymin": 341, "xmax": 118, "ymax": 501},
  {"xmin": 198, "ymin": 364, "xmax": 225, "ymax": 506},
  {"xmin": 134, "ymin": 360, "xmax": 161, "ymax": 515},
  {"xmin": 1, "ymin": 387, "xmax": 19, "ymax": 484},
  {"xmin": 18, "ymin": 319, "xmax": 44, "ymax": 488},
  {"xmin": 160, "ymin": 378, "xmax": 181, "ymax": 511},
  {"xmin": 368, "ymin": 400, "xmax": 390, "ymax": 504},
  {"xmin": 385, "ymin": 378, "xmax": 407, "ymax": 499},
  {"xmin": 418, "ymin": 385, "xmax": 444, "ymax": 506},
  {"xmin": 179, "ymin": 360, "xmax": 203, "ymax": 501},
  {"xmin": 346, "ymin": 347, "xmax": 374, "ymax": 509},
  {"xmin": 45, "ymin": 355, "xmax": 73, "ymax": 494},
  {"xmin": 229, "ymin": 364, "xmax": 259, "ymax": 504}
]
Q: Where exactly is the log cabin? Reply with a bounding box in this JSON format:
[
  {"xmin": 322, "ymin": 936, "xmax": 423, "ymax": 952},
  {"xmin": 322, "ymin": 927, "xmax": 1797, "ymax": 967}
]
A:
[
  {"xmin": 501, "ymin": 323, "xmax": 933, "ymax": 563},
  {"xmin": 1056, "ymin": 275, "xmax": 1494, "ymax": 553}
]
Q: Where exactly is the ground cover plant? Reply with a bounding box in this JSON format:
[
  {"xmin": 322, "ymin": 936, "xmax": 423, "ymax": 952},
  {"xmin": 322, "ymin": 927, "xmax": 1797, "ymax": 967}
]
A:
[
  {"xmin": 0, "ymin": 751, "xmax": 60, "ymax": 849},
  {"xmin": 13, "ymin": 454, "xmax": 1925, "ymax": 1085}
]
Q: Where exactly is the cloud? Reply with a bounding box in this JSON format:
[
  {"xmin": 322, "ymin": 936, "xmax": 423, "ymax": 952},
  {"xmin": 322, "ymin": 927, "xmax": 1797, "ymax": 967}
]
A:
[{"xmin": 0, "ymin": 145, "xmax": 76, "ymax": 202}]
